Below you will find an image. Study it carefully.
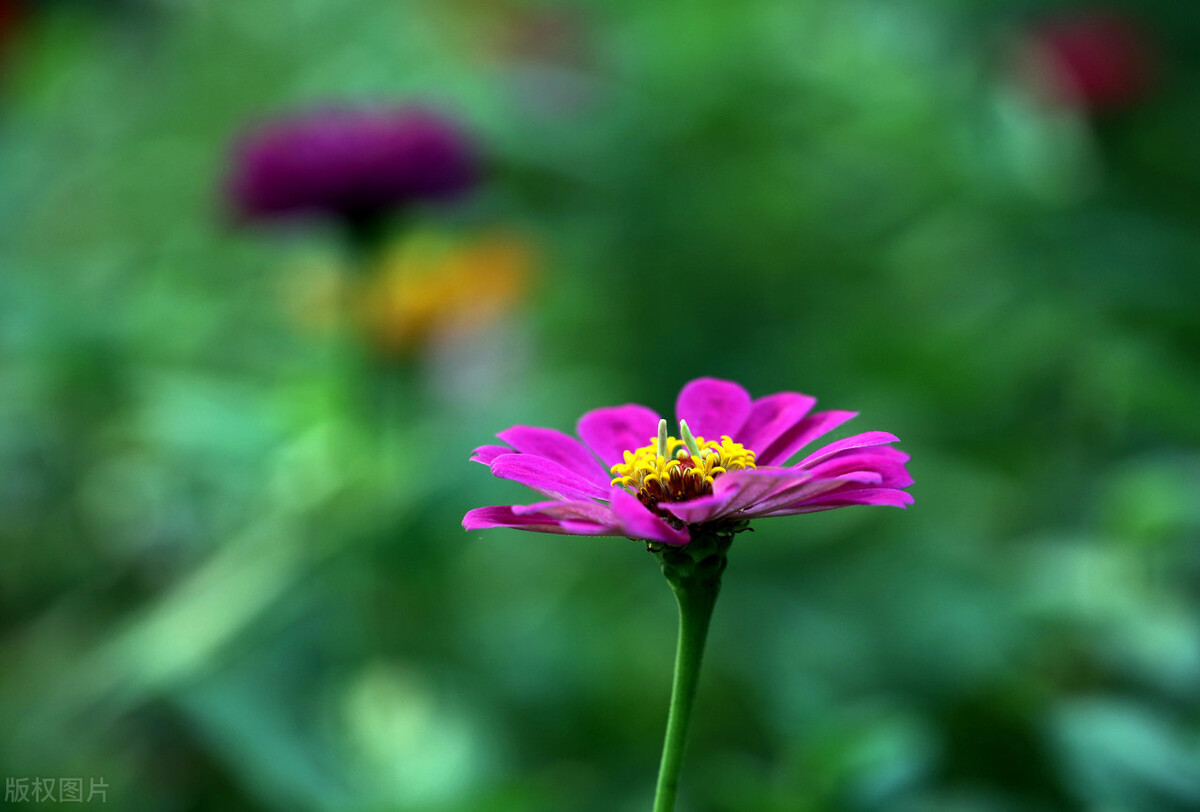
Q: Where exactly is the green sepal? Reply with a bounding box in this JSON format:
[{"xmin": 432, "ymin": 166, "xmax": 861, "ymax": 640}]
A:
[{"xmin": 647, "ymin": 520, "xmax": 748, "ymax": 591}]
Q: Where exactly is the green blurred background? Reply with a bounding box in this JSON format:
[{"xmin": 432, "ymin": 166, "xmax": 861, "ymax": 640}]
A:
[{"xmin": 3, "ymin": 1, "xmax": 1200, "ymax": 810}]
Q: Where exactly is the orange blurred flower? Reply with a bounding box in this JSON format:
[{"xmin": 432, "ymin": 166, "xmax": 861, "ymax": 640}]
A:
[{"xmin": 357, "ymin": 229, "xmax": 534, "ymax": 356}]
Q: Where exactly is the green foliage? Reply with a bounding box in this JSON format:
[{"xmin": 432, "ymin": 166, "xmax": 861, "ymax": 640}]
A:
[{"xmin": 3, "ymin": 1, "xmax": 1200, "ymax": 810}]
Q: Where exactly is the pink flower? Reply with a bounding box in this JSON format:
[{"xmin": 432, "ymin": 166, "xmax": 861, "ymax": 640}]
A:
[{"xmin": 464, "ymin": 378, "xmax": 913, "ymax": 546}]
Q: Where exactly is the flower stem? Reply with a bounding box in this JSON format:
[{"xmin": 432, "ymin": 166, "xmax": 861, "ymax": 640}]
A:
[
  {"xmin": 650, "ymin": 528, "xmax": 736, "ymax": 811},
  {"xmin": 343, "ymin": 211, "xmax": 394, "ymax": 270},
  {"xmin": 653, "ymin": 573, "xmax": 719, "ymax": 812}
]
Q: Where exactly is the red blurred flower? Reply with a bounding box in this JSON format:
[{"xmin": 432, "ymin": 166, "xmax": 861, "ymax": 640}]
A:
[
  {"xmin": 0, "ymin": 0, "xmax": 25, "ymax": 57},
  {"xmin": 1018, "ymin": 11, "xmax": 1157, "ymax": 113}
]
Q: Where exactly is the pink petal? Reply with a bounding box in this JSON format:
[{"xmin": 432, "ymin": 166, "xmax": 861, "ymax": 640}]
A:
[
  {"xmin": 470, "ymin": 444, "xmax": 511, "ymax": 465},
  {"xmin": 660, "ymin": 468, "xmax": 812, "ymax": 525},
  {"xmin": 804, "ymin": 452, "xmax": 913, "ymax": 489},
  {"xmin": 675, "ymin": 377, "xmax": 753, "ymax": 441},
  {"xmin": 756, "ymin": 410, "xmax": 857, "ymax": 467},
  {"xmin": 737, "ymin": 392, "xmax": 818, "ymax": 455},
  {"xmin": 490, "ymin": 454, "xmax": 610, "ymax": 503},
  {"xmin": 803, "ymin": 487, "xmax": 915, "ymax": 509},
  {"xmin": 463, "ymin": 505, "xmax": 607, "ymax": 535},
  {"xmin": 745, "ymin": 472, "xmax": 887, "ymax": 516},
  {"xmin": 512, "ymin": 499, "xmax": 619, "ymax": 524},
  {"xmin": 576, "ymin": 404, "xmax": 662, "ymax": 468},
  {"xmin": 609, "ymin": 488, "xmax": 691, "ymax": 545},
  {"xmin": 759, "ymin": 487, "xmax": 915, "ymax": 517},
  {"xmin": 496, "ymin": 425, "xmax": 611, "ymax": 487},
  {"xmin": 794, "ymin": 431, "xmax": 903, "ymax": 468}
]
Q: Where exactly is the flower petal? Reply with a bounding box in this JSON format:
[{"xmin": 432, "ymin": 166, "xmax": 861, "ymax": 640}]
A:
[
  {"xmin": 490, "ymin": 454, "xmax": 610, "ymax": 502},
  {"xmin": 756, "ymin": 410, "xmax": 857, "ymax": 467},
  {"xmin": 758, "ymin": 486, "xmax": 915, "ymax": 517},
  {"xmin": 804, "ymin": 451, "xmax": 913, "ymax": 489},
  {"xmin": 608, "ymin": 488, "xmax": 690, "ymax": 545},
  {"xmin": 803, "ymin": 487, "xmax": 916, "ymax": 509},
  {"xmin": 576, "ymin": 404, "xmax": 662, "ymax": 468},
  {"xmin": 737, "ymin": 392, "xmax": 818, "ymax": 455},
  {"xmin": 744, "ymin": 472, "xmax": 887, "ymax": 516},
  {"xmin": 794, "ymin": 431, "xmax": 902, "ymax": 468},
  {"xmin": 496, "ymin": 425, "xmax": 611, "ymax": 486},
  {"xmin": 675, "ymin": 377, "xmax": 753, "ymax": 441},
  {"xmin": 470, "ymin": 444, "xmax": 511, "ymax": 465},
  {"xmin": 463, "ymin": 505, "xmax": 608, "ymax": 535},
  {"xmin": 659, "ymin": 468, "xmax": 813, "ymax": 525},
  {"xmin": 511, "ymin": 499, "xmax": 619, "ymax": 525}
]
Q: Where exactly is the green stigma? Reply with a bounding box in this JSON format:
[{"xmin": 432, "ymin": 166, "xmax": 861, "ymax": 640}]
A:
[
  {"xmin": 679, "ymin": 420, "xmax": 703, "ymax": 459},
  {"xmin": 656, "ymin": 418, "xmax": 670, "ymax": 460}
]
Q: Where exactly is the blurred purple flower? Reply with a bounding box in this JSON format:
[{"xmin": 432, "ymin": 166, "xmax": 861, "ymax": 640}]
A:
[
  {"xmin": 227, "ymin": 106, "xmax": 479, "ymax": 226},
  {"xmin": 464, "ymin": 378, "xmax": 913, "ymax": 546}
]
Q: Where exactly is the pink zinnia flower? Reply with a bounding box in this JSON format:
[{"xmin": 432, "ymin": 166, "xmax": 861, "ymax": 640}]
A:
[
  {"xmin": 466, "ymin": 378, "xmax": 913, "ymax": 809},
  {"xmin": 464, "ymin": 378, "xmax": 913, "ymax": 545}
]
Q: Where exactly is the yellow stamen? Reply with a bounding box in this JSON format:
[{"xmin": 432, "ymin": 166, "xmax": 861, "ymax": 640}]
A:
[{"xmin": 610, "ymin": 430, "xmax": 756, "ymax": 509}]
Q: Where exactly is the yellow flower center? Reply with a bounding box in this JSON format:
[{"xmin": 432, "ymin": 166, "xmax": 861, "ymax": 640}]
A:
[{"xmin": 610, "ymin": 425, "xmax": 755, "ymax": 509}]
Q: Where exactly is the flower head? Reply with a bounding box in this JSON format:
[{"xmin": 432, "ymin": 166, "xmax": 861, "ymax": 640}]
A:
[
  {"xmin": 226, "ymin": 106, "xmax": 479, "ymax": 226},
  {"xmin": 1017, "ymin": 12, "xmax": 1157, "ymax": 114},
  {"xmin": 0, "ymin": 0, "xmax": 24, "ymax": 58},
  {"xmin": 358, "ymin": 229, "xmax": 533, "ymax": 355},
  {"xmin": 464, "ymin": 378, "xmax": 913, "ymax": 546}
]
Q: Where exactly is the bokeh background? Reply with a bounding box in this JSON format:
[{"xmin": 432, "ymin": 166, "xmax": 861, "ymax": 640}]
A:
[{"xmin": 3, "ymin": 1, "xmax": 1200, "ymax": 810}]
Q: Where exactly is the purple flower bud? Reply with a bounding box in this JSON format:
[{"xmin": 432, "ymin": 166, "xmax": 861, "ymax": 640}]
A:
[{"xmin": 226, "ymin": 106, "xmax": 480, "ymax": 226}]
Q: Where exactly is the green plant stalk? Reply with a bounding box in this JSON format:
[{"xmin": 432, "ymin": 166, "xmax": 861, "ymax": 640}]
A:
[
  {"xmin": 650, "ymin": 527, "xmax": 737, "ymax": 811},
  {"xmin": 653, "ymin": 573, "xmax": 720, "ymax": 812}
]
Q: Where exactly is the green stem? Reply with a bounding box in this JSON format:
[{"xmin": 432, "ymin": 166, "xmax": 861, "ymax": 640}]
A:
[
  {"xmin": 649, "ymin": 527, "xmax": 738, "ymax": 811},
  {"xmin": 343, "ymin": 211, "xmax": 395, "ymax": 271},
  {"xmin": 653, "ymin": 574, "xmax": 719, "ymax": 812}
]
